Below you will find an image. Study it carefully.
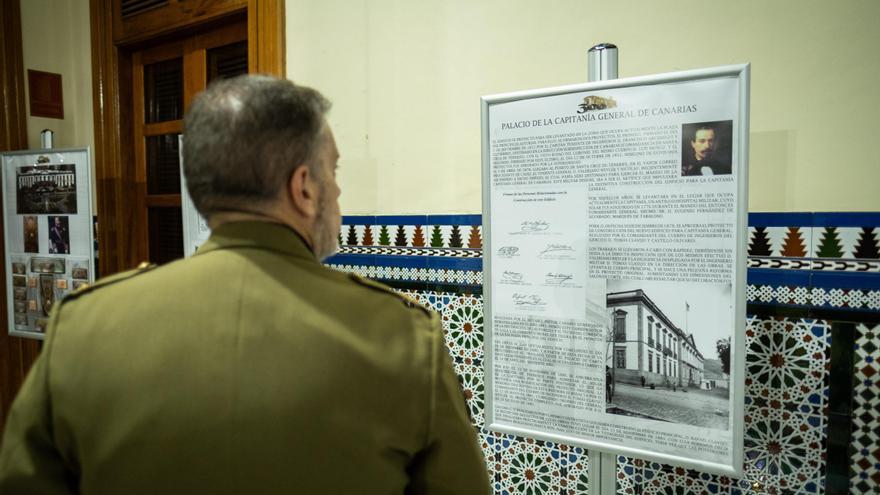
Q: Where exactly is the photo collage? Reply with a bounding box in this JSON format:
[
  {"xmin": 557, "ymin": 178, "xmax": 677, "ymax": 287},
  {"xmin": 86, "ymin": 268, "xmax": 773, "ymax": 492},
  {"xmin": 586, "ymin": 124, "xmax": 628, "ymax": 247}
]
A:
[{"xmin": 5, "ymin": 160, "xmax": 92, "ymax": 335}]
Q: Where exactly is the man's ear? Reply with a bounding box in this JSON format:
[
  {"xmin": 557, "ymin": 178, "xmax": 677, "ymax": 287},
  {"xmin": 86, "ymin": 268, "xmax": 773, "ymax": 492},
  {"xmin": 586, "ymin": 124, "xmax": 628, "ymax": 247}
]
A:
[{"xmin": 287, "ymin": 165, "xmax": 318, "ymax": 219}]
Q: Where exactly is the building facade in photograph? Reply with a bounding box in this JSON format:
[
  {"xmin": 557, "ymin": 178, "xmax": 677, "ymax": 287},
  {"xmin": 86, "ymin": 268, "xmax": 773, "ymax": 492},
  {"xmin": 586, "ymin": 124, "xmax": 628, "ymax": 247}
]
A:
[{"xmin": 607, "ymin": 290, "xmax": 705, "ymax": 387}]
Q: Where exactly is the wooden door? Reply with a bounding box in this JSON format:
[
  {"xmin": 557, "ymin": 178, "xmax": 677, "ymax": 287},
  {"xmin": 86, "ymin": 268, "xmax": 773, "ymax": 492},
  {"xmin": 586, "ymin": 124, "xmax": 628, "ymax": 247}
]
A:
[{"xmin": 131, "ymin": 22, "xmax": 248, "ymax": 264}]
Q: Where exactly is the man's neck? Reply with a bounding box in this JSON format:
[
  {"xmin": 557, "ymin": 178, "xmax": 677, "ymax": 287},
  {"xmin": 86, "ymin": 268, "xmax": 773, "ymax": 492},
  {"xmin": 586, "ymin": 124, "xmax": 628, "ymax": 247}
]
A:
[
  {"xmin": 207, "ymin": 210, "xmax": 316, "ymax": 253},
  {"xmin": 207, "ymin": 210, "xmax": 282, "ymax": 229}
]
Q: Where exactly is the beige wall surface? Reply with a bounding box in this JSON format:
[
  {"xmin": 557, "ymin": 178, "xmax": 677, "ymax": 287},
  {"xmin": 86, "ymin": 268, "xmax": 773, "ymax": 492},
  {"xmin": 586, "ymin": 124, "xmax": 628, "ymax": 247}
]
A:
[
  {"xmin": 286, "ymin": 0, "xmax": 880, "ymax": 214},
  {"xmin": 21, "ymin": 0, "xmax": 95, "ymax": 202},
  {"xmin": 20, "ymin": 0, "xmax": 94, "ymax": 164}
]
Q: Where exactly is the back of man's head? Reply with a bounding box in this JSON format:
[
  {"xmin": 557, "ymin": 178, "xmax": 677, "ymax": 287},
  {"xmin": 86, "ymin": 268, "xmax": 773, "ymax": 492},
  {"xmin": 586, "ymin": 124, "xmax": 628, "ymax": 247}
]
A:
[{"xmin": 183, "ymin": 75, "xmax": 331, "ymax": 219}]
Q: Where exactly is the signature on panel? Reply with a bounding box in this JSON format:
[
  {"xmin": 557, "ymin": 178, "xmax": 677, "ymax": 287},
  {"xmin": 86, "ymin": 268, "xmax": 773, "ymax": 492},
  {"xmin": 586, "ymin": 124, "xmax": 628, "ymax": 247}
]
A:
[
  {"xmin": 497, "ymin": 246, "xmax": 520, "ymax": 258},
  {"xmin": 502, "ymin": 270, "xmax": 524, "ymax": 283},
  {"xmin": 513, "ymin": 220, "xmax": 550, "ymax": 234},
  {"xmin": 539, "ymin": 244, "xmax": 574, "ymax": 256},
  {"xmin": 512, "ymin": 293, "xmax": 546, "ymax": 306},
  {"xmin": 545, "ymin": 272, "xmax": 574, "ymax": 286}
]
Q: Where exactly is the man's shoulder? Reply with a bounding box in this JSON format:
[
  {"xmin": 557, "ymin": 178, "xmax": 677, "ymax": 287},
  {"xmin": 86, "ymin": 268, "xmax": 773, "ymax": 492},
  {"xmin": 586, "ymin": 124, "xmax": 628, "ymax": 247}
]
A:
[
  {"xmin": 60, "ymin": 261, "xmax": 158, "ymax": 306},
  {"xmin": 337, "ymin": 272, "xmax": 434, "ymax": 320}
]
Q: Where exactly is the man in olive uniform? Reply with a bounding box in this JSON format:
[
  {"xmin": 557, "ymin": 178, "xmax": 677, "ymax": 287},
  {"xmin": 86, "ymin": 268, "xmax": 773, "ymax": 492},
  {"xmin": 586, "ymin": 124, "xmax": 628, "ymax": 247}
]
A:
[{"xmin": 0, "ymin": 76, "xmax": 489, "ymax": 494}]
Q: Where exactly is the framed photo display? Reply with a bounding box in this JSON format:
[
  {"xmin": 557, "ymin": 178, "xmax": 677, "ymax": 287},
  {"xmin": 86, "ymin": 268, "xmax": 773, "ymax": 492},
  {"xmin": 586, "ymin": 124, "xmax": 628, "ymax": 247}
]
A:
[
  {"xmin": 2, "ymin": 147, "xmax": 95, "ymax": 339},
  {"xmin": 481, "ymin": 65, "xmax": 749, "ymax": 475}
]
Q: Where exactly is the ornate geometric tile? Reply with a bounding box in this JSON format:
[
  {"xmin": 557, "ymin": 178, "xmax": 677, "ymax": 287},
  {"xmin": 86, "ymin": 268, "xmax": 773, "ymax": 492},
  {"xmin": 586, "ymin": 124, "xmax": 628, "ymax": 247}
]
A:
[
  {"xmin": 744, "ymin": 317, "xmax": 830, "ymax": 416},
  {"xmin": 480, "ymin": 427, "xmax": 501, "ymax": 486},
  {"xmin": 746, "ymin": 284, "xmax": 880, "ymax": 311},
  {"xmin": 551, "ymin": 444, "xmax": 588, "ymax": 494},
  {"xmin": 441, "ymin": 294, "xmax": 484, "ymax": 365},
  {"xmin": 741, "ymin": 316, "xmax": 829, "ymax": 494},
  {"xmin": 400, "ymin": 289, "xmax": 453, "ymax": 313},
  {"xmin": 326, "ymin": 263, "xmax": 482, "ymax": 288},
  {"xmin": 850, "ymin": 323, "xmax": 880, "ymax": 493},
  {"xmin": 497, "ymin": 436, "xmax": 561, "ymax": 494},
  {"xmin": 616, "ymin": 458, "xmax": 725, "ymax": 494},
  {"xmin": 810, "ymin": 287, "xmax": 880, "ymax": 311},
  {"xmin": 454, "ymin": 363, "xmax": 485, "ymax": 428},
  {"xmin": 326, "ymin": 211, "xmax": 880, "ymax": 495},
  {"xmin": 742, "ymin": 406, "xmax": 825, "ymax": 494}
]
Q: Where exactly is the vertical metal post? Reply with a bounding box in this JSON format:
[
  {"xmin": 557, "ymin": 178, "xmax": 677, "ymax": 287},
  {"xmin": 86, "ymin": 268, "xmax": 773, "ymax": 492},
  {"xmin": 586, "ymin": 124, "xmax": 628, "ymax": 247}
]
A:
[
  {"xmin": 588, "ymin": 43, "xmax": 618, "ymax": 82},
  {"xmin": 587, "ymin": 42, "xmax": 620, "ymax": 495},
  {"xmin": 40, "ymin": 129, "xmax": 54, "ymax": 149}
]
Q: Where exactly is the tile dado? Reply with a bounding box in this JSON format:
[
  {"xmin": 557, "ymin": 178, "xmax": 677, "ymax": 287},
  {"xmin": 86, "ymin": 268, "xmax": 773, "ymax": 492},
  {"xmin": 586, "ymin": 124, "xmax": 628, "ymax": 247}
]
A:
[
  {"xmin": 325, "ymin": 212, "xmax": 880, "ymax": 494},
  {"xmin": 851, "ymin": 324, "xmax": 880, "ymax": 494}
]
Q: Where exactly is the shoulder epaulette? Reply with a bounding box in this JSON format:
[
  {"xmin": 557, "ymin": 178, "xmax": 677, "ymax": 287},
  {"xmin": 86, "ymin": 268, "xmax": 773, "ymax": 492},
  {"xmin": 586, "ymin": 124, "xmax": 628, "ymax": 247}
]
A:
[
  {"xmin": 62, "ymin": 261, "xmax": 158, "ymax": 304},
  {"xmin": 347, "ymin": 273, "xmax": 433, "ymax": 317}
]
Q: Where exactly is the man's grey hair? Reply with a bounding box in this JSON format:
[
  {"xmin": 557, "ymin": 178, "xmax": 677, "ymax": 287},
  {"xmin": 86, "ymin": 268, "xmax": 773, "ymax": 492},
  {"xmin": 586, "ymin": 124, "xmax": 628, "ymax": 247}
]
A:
[{"xmin": 183, "ymin": 75, "xmax": 331, "ymax": 218}]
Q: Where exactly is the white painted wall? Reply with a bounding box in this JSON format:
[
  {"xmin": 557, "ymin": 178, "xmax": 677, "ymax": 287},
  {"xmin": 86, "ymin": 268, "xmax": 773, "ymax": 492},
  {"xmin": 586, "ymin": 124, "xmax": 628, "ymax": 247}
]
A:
[{"xmin": 286, "ymin": 0, "xmax": 880, "ymax": 214}]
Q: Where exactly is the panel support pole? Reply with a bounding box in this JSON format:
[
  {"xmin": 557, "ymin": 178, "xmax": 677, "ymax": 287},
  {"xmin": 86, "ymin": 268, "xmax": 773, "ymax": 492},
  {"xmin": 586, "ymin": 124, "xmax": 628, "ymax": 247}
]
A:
[{"xmin": 587, "ymin": 41, "xmax": 620, "ymax": 495}]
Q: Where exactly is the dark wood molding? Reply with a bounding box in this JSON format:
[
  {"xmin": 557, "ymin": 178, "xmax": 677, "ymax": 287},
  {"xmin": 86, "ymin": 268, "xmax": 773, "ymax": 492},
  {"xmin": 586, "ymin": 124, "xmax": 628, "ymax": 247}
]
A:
[
  {"xmin": 114, "ymin": 0, "xmax": 246, "ymax": 46},
  {"xmin": 0, "ymin": 0, "xmax": 28, "ymax": 150},
  {"xmin": 248, "ymin": 0, "xmax": 285, "ymax": 75},
  {"xmin": 0, "ymin": 0, "xmax": 41, "ymax": 438},
  {"xmin": 91, "ymin": 0, "xmax": 143, "ymax": 277}
]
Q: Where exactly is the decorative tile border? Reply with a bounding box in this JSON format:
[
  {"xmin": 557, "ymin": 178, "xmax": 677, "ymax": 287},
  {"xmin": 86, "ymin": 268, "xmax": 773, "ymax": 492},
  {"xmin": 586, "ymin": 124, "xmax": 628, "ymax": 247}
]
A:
[
  {"xmin": 337, "ymin": 245, "xmax": 482, "ymax": 258},
  {"xmin": 850, "ymin": 323, "xmax": 880, "ymax": 493},
  {"xmin": 338, "ymin": 215, "xmax": 482, "ymax": 249},
  {"xmin": 747, "ymin": 213, "xmax": 880, "ymax": 261},
  {"xmin": 324, "ymin": 211, "xmax": 880, "ymax": 495},
  {"xmin": 748, "ymin": 258, "xmax": 880, "ymax": 272}
]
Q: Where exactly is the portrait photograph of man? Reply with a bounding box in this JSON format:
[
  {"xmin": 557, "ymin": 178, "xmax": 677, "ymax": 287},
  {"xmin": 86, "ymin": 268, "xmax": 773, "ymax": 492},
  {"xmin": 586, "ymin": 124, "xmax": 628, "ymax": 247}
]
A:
[
  {"xmin": 22, "ymin": 216, "xmax": 39, "ymax": 253},
  {"xmin": 47, "ymin": 216, "xmax": 70, "ymax": 254},
  {"xmin": 680, "ymin": 120, "xmax": 733, "ymax": 176}
]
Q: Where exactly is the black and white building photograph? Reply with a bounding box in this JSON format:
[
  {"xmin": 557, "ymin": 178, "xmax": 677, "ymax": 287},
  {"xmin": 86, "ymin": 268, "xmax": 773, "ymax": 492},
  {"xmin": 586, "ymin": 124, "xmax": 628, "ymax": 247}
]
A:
[
  {"xmin": 16, "ymin": 164, "xmax": 77, "ymax": 215},
  {"xmin": 604, "ymin": 279, "xmax": 732, "ymax": 430}
]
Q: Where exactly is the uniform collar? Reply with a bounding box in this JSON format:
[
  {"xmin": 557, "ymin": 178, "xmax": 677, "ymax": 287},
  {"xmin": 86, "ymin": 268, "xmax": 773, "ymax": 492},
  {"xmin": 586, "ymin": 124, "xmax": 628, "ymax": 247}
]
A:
[{"xmin": 195, "ymin": 221, "xmax": 318, "ymax": 262}]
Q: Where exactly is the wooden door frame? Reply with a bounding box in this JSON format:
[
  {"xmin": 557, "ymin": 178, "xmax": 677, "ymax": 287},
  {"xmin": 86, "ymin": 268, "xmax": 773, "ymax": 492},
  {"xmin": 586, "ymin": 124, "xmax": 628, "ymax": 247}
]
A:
[
  {"xmin": 0, "ymin": 0, "xmax": 43, "ymax": 435},
  {"xmin": 90, "ymin": 0, "xmax": 285, "ymax": 277}
]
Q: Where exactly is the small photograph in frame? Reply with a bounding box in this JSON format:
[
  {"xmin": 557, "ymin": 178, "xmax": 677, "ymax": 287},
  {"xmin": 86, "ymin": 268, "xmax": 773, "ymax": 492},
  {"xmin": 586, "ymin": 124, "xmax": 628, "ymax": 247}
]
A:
[
  {"xmin": 16, "ymin": 164, "xmax": 78, "ymax": 215},
  {"xmin": 71, "ymin": 267, "xmax": 88, "ymax": 280},
  {"xmin": 47, "ymin": 216, "xmax": 70, "ymax": 254},
  {"xmin": 14, "ymin": 301, "xmax": 26, "ymax": 313},
  {"xmin": 72, "ymin": 280, "xmax": 88, "ymax": 291},
  {"xmin": 39, "ymin": 274, "xmax": 55, "ymax": 316},
  {"xmin": 13, "ymin": 287, "xmax": 27, "ymax": 301},
  {"xmin": 12, "ymin": 275, "xmax": 26, "ymax": 287},
  {"xmin": 11, "ymin": 262, "xmax": 26, "ymax": 275},
  {"xmin": 28, "ymin": 276, "xmax": 38, "ymax": 288},
  {"xmin": 680, "ymin": 120, "xmax": 734, "ymax": 177},
  {"xmin": 31, "ymin": 257, "xmax": 65, "ymax": 274},
  {"xmin": 34, "ymin": 319, "xmax": 48, "ymax": 333},
  {"xmin": 14, "ymin": 314, "xmax": 27, "ymax": 326},
  {"xmin": 55, "ymin": 278, "xmax": 68, "ymax": 290},
  {"xmin": 27, "ymin": 300, "xmax": 37, "ymax": 311},
  {"xmin": 23, "ymin": 216, "xmax": 39, "ymax": 253}
]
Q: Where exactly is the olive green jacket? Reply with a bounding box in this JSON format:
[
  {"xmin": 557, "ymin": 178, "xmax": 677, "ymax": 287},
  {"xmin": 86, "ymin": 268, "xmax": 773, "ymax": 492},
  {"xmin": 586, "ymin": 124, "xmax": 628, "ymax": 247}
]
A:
[{"xmin": 0, "ymin": 221, "xmax": 488, "ymax": 494}]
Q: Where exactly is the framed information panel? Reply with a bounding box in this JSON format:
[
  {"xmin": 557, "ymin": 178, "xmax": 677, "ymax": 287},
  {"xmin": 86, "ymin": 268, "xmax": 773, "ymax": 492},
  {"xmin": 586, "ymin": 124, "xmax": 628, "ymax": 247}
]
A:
[
  {"xmin": 2, "ymin": 148, "xmax": 95, "ymax": 339},
  {"xmin": 481, "ymin": 65, "xmax": 749, "ymax": 475}
]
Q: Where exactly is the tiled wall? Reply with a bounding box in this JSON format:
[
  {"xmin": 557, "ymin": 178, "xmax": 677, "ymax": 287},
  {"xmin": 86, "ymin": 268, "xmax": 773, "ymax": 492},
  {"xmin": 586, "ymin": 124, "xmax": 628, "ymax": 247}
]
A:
[{"xmin": 324, "ymin": 212, "xmax": 880, "ymax": 494}]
